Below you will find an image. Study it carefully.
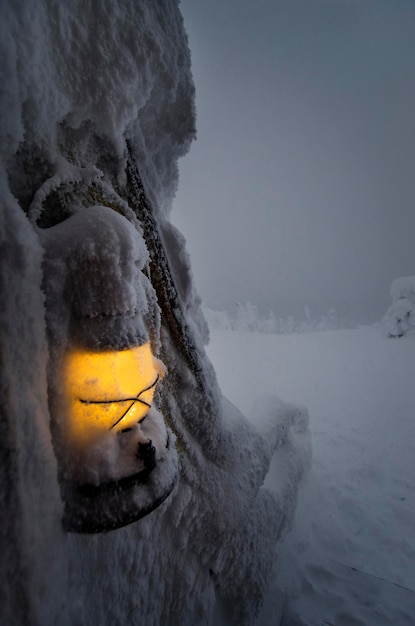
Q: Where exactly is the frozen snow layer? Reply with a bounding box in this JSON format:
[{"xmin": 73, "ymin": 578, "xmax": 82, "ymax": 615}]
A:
[
  {"xmin": 207, "ymin": 326, "xmax": 415, "ymax": 624},
  {"xmin": 0, "ymin": 0, "xmax": 195, "ymax": 214}
]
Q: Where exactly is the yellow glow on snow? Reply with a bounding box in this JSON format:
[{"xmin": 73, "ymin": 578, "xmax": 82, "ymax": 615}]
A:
[{"xmin": 61, "ymin": 343, "xmax": 165, "ymax": 446}]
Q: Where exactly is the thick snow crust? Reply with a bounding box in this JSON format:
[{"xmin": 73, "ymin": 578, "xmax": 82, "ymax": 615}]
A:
[
  {"xmin": 207, "ymin": 326, "xmax": 415, "ymax": 625},
  {"xmin": 0, "ymin": 0, "xmax": 195, "ymax": 217},
  {"xmin": 0, "ymin": 1, "xmax": 309, "ymax": 624}
]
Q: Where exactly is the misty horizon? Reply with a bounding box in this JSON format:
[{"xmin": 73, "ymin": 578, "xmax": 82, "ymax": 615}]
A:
[{"xmin": 173, "ymin": 0, "xmax": 415, "ymax": 324}]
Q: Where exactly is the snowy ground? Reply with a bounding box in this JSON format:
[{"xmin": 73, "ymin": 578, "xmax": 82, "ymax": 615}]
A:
[{"xmin": 206, "ymin": 326, "xmax": 415, "ymax": 625}]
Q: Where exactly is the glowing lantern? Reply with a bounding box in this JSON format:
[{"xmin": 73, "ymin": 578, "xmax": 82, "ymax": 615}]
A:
[
  {"xmin": 39, "ymin": 205, "xmax": 179, "ymax": 533},
  {"xmin": 61, "ymin": 343, "xmax": 165, "ymax": 448}
]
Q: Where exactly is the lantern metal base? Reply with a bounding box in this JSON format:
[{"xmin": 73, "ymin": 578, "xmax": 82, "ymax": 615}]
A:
[{"xmin": 61, "ymin": 433, "xmax": 178, "ymax": 533}]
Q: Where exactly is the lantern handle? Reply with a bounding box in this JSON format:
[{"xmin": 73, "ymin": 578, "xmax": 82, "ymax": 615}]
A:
[{"xmin": 78, "ymin": 374, "xmax": 159, "ymax": 407}]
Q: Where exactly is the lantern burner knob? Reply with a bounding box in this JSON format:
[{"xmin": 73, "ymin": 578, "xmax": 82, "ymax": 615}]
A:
[{"xmin": 136, "ymin": 439, "xmax": 156, "ymax": 471}]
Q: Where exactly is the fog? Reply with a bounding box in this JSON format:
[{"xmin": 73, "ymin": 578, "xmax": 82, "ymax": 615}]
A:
[{"xmin": 172, "ymin": 0, "xmax": 415, "ymax": 323}]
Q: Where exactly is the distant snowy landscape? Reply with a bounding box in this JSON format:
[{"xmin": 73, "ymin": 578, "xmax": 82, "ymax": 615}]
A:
[{"xmin": 206, "ymin": 323, "xmax": 415, "ymax": 625}]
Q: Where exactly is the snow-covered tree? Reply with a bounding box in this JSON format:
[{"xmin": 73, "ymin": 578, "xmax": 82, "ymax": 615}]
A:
[
  {"xmin": 203, "ymin": 306, "xmax": 233, "ymax": 330},
  {"xmin": 382, "ymin": 276, "xmax": 415, "ymax": 337},
  {"xmin": 258, "ymin": 310, "xmax": 278, "ymax": 334},
  {"xmin": 0, "ymin": 2, "xmax": 310, "ymax": 624},
  {"xmin": 233, "ymin": 301, "xmax": 259, "ymax": 332}
]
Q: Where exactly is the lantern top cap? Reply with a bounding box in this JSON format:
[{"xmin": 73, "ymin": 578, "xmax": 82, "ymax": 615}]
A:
[{"xmin": 41, "ymin": 205, "xmax": 160, "ymax": 352}]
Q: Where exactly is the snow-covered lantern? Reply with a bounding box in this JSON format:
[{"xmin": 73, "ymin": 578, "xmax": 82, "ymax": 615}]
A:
[{"xmin": 39, "ymin": 205, "xmax": 178, "ymax": 533}]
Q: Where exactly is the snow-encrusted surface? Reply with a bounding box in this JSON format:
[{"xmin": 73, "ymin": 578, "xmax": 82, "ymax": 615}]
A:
[
  {"xmin": 0, "ymin": 0, "xmax": 195, "ymax": 216},
  {"xmin": 0, "ymin": 1, "xmax": 310, "ymax": 624}
]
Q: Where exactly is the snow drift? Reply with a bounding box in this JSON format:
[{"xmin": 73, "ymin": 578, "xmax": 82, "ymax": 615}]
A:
[
  {"xmin": 0, "ymin": 1, "xmax": 310, "ymax": 624},
  {"xmin": 207, "ymin": 325, "xmax": 415, "ymax": 625}
]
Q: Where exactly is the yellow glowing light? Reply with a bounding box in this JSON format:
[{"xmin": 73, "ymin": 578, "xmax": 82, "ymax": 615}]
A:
[{"xmin": 61, "ymin": 343, "xmax": 165, "ymax": 447}]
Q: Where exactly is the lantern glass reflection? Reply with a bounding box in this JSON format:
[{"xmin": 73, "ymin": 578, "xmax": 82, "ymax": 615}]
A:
[{"xmin": 61, "ymin": 343, "xmax": 165, "ymax": 447}]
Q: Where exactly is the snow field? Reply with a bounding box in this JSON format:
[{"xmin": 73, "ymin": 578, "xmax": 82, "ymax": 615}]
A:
[{"xmin": 207, "ymin": 327, "xmax": 415, "ymax": 625}]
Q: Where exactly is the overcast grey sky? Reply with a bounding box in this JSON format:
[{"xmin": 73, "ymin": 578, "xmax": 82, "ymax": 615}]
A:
[{"xmin": 172, "ymin": 0, "xmax": 415, "ymax": 323}]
